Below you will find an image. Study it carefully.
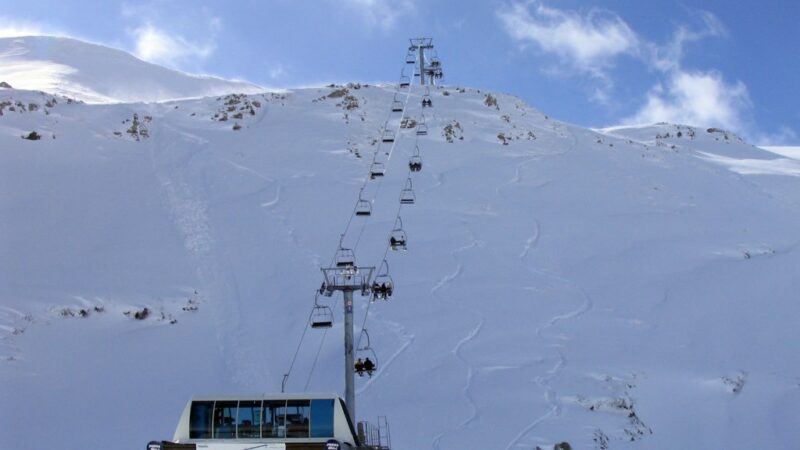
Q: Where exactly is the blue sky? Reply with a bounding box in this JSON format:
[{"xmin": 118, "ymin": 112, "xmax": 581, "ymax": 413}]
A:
[{"xmin": 1, "ymin": 0, "xmax": 797, "ymax": 144}]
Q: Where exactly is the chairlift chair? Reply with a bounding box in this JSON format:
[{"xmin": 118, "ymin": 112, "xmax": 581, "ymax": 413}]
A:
[
  {"xmin": 334, "ymin": 238, "xmax": 356, "ymax": 270},
  {"xmin": 391, "ymin": 94, "xmax": 403, "ymax": 112},
  {"xmin": 400, "ymin": 67, "xmax": 412, "ymax": 88},
  {"xmin": 416, "ymin": 122, "xmax": 428, "ymax": 136},
  {"xmin": 399, "ymin": 178, "xmax": 416, "ymax": 205},
  {"xmin": 409, "ymin": 146, "xmax": 423, "ymax": 172},
  {"xmin": 355, "ymin": 188, "xmax": 371, "ymax": 216},
  {"xmin": 370, "ymin": 162, "xmax": 386, "ymax": 180},
  {"xmin": 390, "ymin": 217, "xmax": 407, "ymax": 251},
  {"xmin": 382, "ymin": 129, "xmax": 395, "ymax": 143},
  {"xmin": 405, "ymin": 51, "xmax": 416, "ymax": 64},
  {"xmin": 422, "ymin": 94, "xmax": 432, "ymax": 108},
  {"xmin": 310, "ymin": 293, "xmax": 333, "ymax": 329},
  {"xmin": 354, "ymin": 329, "xmax": 379, "ymax": 377},
  {"xmin": 371, "ymin": 260, "xmax": 394, "ymax": 301}
]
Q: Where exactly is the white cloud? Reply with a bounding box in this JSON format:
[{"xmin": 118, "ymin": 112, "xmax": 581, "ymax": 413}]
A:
[
  {"xmin": 497, "ymin": 3, "xmax": 767, "ymax": 136},
  {"xmin": 130, "ymin": 24, "xmax": 215, "ymax": 67},
  {"xmin": 647, "ymin": 10, "xmax": 726, "ymax": 72},
  {"xmin": 269, "ymin": 64, "xmax": 288, "ymax": 80},
  {"xmin": 626, "ymin": 70, "xmax": 750, "ymax": 131},
  {"xmin": 497, "ymin": 2, "xmax": 638, "ymax": 75},
  {"xmin": 753, "ymin": 126, "xmax": 799, "ymax": 147},
  {"xmin": 0, "ymin": 16, "xmax": 70, "ymax": 39},
  {"xmin": 340, "ymin": 0, "xmax": 416, "ymax": 31}
]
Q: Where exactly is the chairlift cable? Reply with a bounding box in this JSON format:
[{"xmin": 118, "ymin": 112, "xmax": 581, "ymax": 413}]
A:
[
  {"xmin": 282, "ymin": 306, "xmax": 315, "ymax": 391},
  {"xmin": 351, "ymin": 67, "xmax": 419, "ymax": 253},
  {"xmin": 304, "ymin": 325, "xmax": 329, "ymax": 391},
  {"xmin": 333, "ymin": 62, "xmax": 419, "ymax": 261}
]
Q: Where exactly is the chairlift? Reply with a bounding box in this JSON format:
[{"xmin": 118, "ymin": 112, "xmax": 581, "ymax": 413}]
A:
[
  {"xmin": 370, "ymin": 162, "xmax": 386, "ymax": 180},
  {"xmin": 390, "ymin": 217, "xmax": 407, "ymax": 251},
  {"xmin": 354, "ymin": 329, "xmax": 378, "ymax": 377},
  {"xmin": 382, "ymin": 128, "xmax": 395, "ymax": 143},
  {"xmin": 400, "ymin": 68, "xmax": 412, "ymax": 88},
  {"xmin": 355, "ymin": 187, "xmax": 371, "ymax": 216},
  {"xmin": 409, "ymin": 145, "xmax": 422, "ymax": 172},
  {"xmin": 310, "ymin": 293, "xmax": 333, "ymax": 329},
  {"xmin": 399, "ymin": 178, "xmax": 415, "ymax": 205},
  {"xmin": 391, "ymin": 95, "xmax": 403, "ymax": 112},
  {"xmin": 422, "ymin": 94, "xmax": 432, "ymax": 108},
  {"xmin": 371, "ymin": 260, "xmax": 394, "ymax": 301},
  {"xmin": 416, "ymin": 121, "xmax": 428, "ymax": 136},
  {"xmin": 405, "ymin": 51, "xmax": 416, "ymax": 64},
  {"xmin": 334, "ymin": 236, "xmax": 356, "ymax": 270}
]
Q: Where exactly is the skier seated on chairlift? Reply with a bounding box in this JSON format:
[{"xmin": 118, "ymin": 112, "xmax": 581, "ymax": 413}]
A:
[
  {"xmin": 372, "ymin": 282, "xmax": 392, "ymax": 300},
  {"xmin": 354, "ymin": 358, "xmax": 365, "ymax": 376},
  {"xmin": 363, "ymin": 357, "xmax": 375, "ymax": 376}
]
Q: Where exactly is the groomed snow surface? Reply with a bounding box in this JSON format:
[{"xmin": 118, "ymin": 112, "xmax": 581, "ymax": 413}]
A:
[{"xmin": 2, "ymin": 69, "xmax": 800, "ymax": 449}]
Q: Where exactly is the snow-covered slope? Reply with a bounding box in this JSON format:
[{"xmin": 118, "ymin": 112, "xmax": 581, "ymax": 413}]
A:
[
  {"xmin": 0, "ymin": 36, "xmax": 264, "ymax": 103},
  {"xmin": 1, "ymin": 79, "xmax": 800, "ymax": 450}
]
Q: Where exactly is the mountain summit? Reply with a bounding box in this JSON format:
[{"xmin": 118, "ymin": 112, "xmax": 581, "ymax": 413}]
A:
[{"xmin": 0, "ymin": 36, "xmax": 264, "ymax": 103}]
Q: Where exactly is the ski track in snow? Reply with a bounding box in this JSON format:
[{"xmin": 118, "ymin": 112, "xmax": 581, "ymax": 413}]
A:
[
  {"xmin": 454, "ymin": 319, "xmax": 485, "ymax": 428},
  {"xmin": 0, "ymin": 306, "xmax": 29, "ymax": 361},
  {"xmin": 431, "ymin": 225, "xmax": 486, "ymax": 450},
  {"xmin": 427, "ymin": 130, "xmax": 581, "ymax": 448},
  {"xmin": 260, "ymin": 185, "xmax": 282, "ymax": 208},
  {"xmin": 220, "ymin": 158, "xmax": 275, "ymax": 183},
  {"xmin": 503, "ymin": 126, "xmax": 597, "ymax": 448},
  {"xmin": 150, "ymin": 123, "xmax": 263, "ymax": 389},
  {"xmin": 518, "ymin": 219, "xmax": 540, "ymax": 260}
]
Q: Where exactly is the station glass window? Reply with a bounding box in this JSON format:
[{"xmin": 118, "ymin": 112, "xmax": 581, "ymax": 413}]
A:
[
  {"xmin": 310, "ymin": 399, "xmax": 334, "ymax": 438},
  {"xmin": 236, "ymin": 400, "xmax": 262, "ymax": 438},
  {"xmin": 262, "ymin": 400, "xmax": 287, "ymax": 438},
  {"xmin": 285, "ymin": 400, "xmax": 311, "ymax": 438},
  {"xmin": 212, "ymin": 401, "xmax": 238, "ymax": 439},
  {"xmin": 189, "ymin": 401, "xmax": 214, "ymax": 439}
]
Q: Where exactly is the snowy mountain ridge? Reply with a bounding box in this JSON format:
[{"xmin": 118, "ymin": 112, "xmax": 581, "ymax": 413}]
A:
[
  {"xmin": 2, "ymin": 39, "xmax": 800, "ymax": 450},
  {"xmin": 0, "ymin": 36, "xmax": 266, "ymax": 103}
]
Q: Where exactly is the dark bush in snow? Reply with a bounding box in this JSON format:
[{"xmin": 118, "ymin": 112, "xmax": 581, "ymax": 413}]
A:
[{"xmin": 22, "ymin": 131, "xmax": 41, "ymax": 140}]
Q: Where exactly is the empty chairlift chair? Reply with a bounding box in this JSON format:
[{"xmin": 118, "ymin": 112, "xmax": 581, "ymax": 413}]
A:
[
  {"xmin": 334, "ymin": 245, "xmax": 357, "ymax": 281},
  {"xmin": 382, "ymin": 128, "xmax": 395, "ymax": 143},
  {"xmin": 371, "ymin": 260, "xmax": 394, "ymax": 301},
  {"xmin": 390, "ymin": 217, "xmax": 407, "ymax": 251},
  {"xmin": 310, "ymin": 293, "xmax": 333, "ymax": 329},
  {"xmin": 355, "ymin": 188, "xmax": 371, "ymax": 216},
  {"xmin": 370, "ymin": 162, "xmax": 386, "ymax": 180},
  {"xmin": 354, "ymin": 329, "xmax": 379, "ymax": 377},
  {"xmin": 416, "ymin": 116, "xmax": 428, "ymax": 136},
  {"xmin": 334, "ymin": 240, "xmax": 356, "ymax": 271},
  {"xmin": 405, "ymin": 50, "xmax": 416, "ymax": 64},
  {"xmin": 391, "ymin": 94, "xmax": 404, "ymax": 112},
  {"xmin": 399, "ymin": 69, "xmax": 411, "ymax": 88},
  {"xmin": 409, "ymin": 145, "xmax": 423, "ymax": 172},
  {"xmin": 399, "ymin": 178, "xmax": 416, "ymax": 205}
]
